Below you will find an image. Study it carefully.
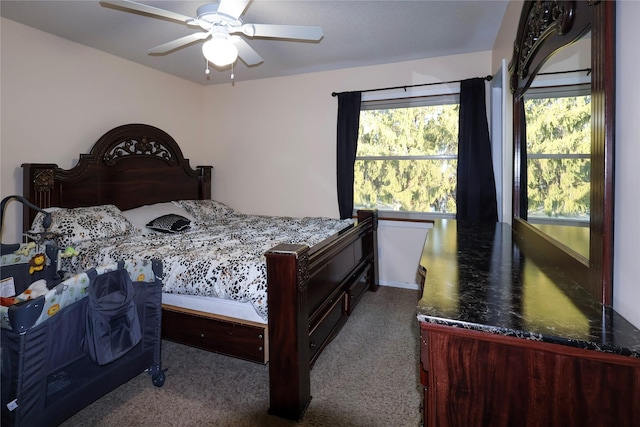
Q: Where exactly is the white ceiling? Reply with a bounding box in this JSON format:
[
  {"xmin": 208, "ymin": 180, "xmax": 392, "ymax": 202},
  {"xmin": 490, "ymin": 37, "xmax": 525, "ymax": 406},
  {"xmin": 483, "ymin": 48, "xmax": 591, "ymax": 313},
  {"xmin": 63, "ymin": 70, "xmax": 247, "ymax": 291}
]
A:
[{"xmin": 1, "ymin": 0, "xmax": 509, "ymax": 86}]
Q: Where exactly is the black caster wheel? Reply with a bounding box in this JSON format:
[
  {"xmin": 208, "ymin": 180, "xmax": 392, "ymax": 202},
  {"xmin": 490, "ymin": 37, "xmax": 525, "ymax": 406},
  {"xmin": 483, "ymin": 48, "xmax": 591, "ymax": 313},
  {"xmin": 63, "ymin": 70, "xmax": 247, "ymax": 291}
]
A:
[{"xmin": 152, "ymin": 370, "xmax": 166, "ymax": 387}]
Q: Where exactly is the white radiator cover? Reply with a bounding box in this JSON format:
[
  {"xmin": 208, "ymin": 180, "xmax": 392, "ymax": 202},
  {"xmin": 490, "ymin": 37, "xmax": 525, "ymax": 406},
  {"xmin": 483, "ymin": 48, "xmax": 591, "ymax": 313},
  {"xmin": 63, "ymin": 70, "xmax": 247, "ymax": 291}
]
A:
[{"xmin": 377, "ymin": 220, "xmax": 432, "ymax": 290}]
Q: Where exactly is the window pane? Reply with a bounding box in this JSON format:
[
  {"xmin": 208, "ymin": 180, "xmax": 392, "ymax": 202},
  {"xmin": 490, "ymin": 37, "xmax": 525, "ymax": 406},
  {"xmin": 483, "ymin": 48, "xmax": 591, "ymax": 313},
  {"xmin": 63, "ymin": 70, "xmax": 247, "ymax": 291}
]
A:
[
  {"xmin": 354, "ymin": 159, "xmax": 457, "ymax": 213},
  {"xmin": 357, "ymin": 105, "xmax": 459, "ymax": 157},
  {"xmin": 355, "ymin": 103, "xmax": 459, "ymax": 214},
  {"xmin": 524, "ymin": 94, "xmax": 591, "ymax": 222},
  {"xmin": 524, "ymin": 95, "xmax": 591, "ymax": 155},
  {"xmin": 527, "ymin": 158, "xmax": 590, "ymax": 220}
]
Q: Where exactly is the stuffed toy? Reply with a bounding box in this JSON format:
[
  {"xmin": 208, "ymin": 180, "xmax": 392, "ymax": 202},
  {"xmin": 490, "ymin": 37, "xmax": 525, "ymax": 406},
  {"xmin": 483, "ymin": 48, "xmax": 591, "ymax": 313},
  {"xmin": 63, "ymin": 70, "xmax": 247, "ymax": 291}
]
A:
[
  {"xmin": 14, "ymin": 242, "xmax": 36, "ymax": 256},
  {"xmin": 29, "ymin": 253, "xmax": 47, "ymax": 274},
  {"xmin": 60, "ymin": 246, "xmax": 79, "ymax": 258}
]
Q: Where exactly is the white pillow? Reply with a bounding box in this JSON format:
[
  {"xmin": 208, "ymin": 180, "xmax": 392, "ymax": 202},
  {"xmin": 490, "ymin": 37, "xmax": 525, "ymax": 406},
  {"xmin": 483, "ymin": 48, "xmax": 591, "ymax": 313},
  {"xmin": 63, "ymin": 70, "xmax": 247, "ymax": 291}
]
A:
[{"xmin": 122, "ymin": 202, "xmax": 196, "ymax": 235}]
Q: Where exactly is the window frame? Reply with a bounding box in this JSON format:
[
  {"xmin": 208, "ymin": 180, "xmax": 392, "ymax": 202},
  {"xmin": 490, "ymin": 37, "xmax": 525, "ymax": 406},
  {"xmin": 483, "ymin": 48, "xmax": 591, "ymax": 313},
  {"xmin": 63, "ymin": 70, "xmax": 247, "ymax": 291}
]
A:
[
  {"xmin": 523, "ymin": 81, "xmax": 591, "ymax": 226},
  {"xmin": 353, "ymin": 86, "xmax": 461, "ymax": 221}
]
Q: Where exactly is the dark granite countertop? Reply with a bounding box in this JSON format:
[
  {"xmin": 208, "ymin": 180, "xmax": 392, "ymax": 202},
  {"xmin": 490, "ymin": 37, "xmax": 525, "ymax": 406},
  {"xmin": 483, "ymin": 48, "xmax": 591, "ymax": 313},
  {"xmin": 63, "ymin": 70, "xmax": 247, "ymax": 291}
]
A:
[{"xmin": 417, "ymin": 219, "xmax": 640, "ymax": 358}]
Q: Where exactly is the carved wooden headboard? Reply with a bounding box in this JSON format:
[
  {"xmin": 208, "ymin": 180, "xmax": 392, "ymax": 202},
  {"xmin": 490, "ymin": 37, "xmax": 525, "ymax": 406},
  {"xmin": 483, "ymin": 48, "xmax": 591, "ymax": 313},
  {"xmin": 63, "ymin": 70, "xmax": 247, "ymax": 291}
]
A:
[{"xmin": 22, "ymin": 123, "xmax": 212, "ymax": 231}]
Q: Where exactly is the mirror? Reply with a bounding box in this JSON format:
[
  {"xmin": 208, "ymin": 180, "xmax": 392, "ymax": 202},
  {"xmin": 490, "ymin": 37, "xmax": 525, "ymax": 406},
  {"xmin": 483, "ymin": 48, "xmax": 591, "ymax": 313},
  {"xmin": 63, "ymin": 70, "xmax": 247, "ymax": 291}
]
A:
[
  {"xmin": 524, "ymin": 35, "xmax": 591, "ymax": 259},
  {"xmin": 510, "ymin": 1, "xmax": 615, "ymax": 305}
]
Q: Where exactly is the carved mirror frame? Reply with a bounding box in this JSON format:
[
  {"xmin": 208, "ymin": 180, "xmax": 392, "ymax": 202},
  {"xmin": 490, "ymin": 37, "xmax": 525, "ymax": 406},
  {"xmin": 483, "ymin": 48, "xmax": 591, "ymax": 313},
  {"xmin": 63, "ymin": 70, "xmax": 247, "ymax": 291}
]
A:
[{"xmin": 510, "ymin": 0, "xmax": 615, "ymax": 305}]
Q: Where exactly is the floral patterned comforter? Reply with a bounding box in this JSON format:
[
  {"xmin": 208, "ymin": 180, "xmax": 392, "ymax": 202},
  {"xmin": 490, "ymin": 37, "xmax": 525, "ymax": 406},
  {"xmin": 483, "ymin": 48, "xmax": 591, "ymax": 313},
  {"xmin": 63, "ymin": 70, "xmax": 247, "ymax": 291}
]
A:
[{"xmin": 65, "ymin": 213, "xmax": 354, "ymax": 321}]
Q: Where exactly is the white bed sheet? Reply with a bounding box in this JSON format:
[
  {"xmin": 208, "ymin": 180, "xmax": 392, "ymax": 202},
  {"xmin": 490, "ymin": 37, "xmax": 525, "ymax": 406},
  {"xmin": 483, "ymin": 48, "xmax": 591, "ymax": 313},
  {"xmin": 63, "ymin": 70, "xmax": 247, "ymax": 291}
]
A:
[{"xmin": 161, "ymin": 292, "xmax": 266, "ymax": 325}]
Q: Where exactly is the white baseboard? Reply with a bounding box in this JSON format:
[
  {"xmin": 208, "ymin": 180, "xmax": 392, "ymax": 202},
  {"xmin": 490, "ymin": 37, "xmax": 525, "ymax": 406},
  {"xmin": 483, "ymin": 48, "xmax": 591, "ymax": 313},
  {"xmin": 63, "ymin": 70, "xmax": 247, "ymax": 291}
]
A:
[{"xmin": 378, "ymin": 281, "xmax": 420, "ymax": 291}]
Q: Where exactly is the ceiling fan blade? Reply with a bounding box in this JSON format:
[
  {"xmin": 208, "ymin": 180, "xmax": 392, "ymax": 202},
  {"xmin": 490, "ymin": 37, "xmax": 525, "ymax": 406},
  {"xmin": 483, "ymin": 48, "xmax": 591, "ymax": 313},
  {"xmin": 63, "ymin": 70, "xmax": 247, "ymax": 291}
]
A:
[
  {"xmin": 100, "ymin": 1, "xmax": 195, "ymax": 25},
  {"xmin": 246, "ymin": 24, "xmax": 324, "ymax": 41},
  {"xmin": 217, "ymin": 0, "xmax": 251, "ymax": 20},
  {"xmin": 232, "ymin": 38, "xmax": 263, "ymax": 66},
  {"xmin": 147, "ymin": 32, "xmax": 210, "ymax": 54}
]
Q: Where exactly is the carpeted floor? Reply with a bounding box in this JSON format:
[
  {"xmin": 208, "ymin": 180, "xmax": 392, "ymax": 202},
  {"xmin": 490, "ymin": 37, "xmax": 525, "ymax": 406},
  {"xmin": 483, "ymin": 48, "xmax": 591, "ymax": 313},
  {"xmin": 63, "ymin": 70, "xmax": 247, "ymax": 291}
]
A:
[{"xmin": 62, "ymin": 286, "xmax": 422, "ymax": 427}]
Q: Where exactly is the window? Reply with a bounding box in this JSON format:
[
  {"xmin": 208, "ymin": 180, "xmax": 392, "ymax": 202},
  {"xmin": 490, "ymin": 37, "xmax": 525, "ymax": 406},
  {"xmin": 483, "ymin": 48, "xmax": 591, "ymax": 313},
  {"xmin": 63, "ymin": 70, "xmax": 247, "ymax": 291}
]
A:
[
  {"xmin": 523, "ymin": 83, "xmax": 591, "ymax": 226},
  {"xmin": 353, "ymin": 93, "xmax": 460, "ymax": 218}
]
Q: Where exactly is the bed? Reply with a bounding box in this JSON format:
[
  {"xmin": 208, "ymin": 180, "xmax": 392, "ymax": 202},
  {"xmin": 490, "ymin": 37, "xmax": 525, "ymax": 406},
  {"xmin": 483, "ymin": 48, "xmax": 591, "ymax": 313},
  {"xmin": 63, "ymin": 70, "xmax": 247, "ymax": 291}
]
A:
[{"xmin": 19, "ymin": 123, "xmax": 379, "ymax": 420}]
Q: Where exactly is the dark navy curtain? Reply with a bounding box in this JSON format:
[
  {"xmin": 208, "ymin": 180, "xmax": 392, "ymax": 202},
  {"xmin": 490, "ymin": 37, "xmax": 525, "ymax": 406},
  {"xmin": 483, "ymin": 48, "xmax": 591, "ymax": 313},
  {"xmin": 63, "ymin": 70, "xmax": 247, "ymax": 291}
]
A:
[
  {"xmin": 336, "ymin": 91, "xmax": 362, "ymax": 219},
  {"xmin": 456, "ymin": 78, "xmax": 498, "ymax": 223},
  {"xmin": 519, "ymin": 105, "xmax": 528, "ymax": 220}
]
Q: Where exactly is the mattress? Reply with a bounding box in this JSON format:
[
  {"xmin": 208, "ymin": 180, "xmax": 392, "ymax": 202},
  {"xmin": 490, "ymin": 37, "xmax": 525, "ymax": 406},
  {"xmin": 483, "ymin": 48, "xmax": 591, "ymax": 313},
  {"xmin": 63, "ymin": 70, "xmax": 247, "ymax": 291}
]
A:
[{"xmin": 161, "ymin": 292, "xmax": 266, "ymax": 325}]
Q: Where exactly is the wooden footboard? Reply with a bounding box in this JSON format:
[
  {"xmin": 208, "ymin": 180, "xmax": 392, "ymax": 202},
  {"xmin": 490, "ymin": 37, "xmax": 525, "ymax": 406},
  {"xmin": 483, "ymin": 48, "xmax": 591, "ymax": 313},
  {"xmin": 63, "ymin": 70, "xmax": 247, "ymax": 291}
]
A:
[{"xmin": 266, "ymin": 209, "xmax": 378, "ymax": 420}]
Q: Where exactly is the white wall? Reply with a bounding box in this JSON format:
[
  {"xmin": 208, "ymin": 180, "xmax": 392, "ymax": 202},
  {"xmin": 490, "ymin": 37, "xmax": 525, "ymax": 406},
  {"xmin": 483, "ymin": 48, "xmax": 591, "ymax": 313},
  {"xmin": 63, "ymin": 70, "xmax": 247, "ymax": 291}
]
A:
[
  {"xmin": 0, "ymin": 18, "xmax": 205, "ymax": 243},
  {"xmin": 613, "ymin": 0, "xmax": 640, "ymax": 328},
  {"xmin": 491, "ymin": 0, "xmax": 524, "ymax": 74}
]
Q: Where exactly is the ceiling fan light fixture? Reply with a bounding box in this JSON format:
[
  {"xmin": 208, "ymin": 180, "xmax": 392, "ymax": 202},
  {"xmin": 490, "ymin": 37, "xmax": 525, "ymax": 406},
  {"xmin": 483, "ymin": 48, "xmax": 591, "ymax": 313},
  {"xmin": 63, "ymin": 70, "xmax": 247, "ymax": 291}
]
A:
[{"xmin": 202, "ymin": 37, "xmax": 238, "ymax": 67}]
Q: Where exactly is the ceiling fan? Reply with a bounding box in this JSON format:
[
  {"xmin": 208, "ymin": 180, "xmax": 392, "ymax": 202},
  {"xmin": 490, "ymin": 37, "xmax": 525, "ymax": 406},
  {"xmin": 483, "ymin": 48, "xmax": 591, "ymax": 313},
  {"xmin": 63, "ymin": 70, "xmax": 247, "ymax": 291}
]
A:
[{"xmin": 100, "ymin": 0, "xmax": 324, "ymax": 68}]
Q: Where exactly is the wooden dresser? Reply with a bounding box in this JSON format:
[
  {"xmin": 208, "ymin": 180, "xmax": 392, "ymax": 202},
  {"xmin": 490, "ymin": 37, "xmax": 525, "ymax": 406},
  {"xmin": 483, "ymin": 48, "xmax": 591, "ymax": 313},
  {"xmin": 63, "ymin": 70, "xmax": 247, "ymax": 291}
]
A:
[{"xmin": 417, "ymin": 219, "xmax": 640, "ymax": 427}]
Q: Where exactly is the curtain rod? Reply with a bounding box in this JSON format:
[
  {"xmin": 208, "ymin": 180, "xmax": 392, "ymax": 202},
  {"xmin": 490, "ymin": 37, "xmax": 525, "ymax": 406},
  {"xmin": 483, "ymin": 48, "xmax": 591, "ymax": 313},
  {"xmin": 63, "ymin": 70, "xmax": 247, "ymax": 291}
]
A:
[
  {"xmin": 538, "ymin": 67, "xmax": 591, "ymax": 76},
  {"xmin": 331, "ymin": 75, "xmax": 493, "ymax": 97}
]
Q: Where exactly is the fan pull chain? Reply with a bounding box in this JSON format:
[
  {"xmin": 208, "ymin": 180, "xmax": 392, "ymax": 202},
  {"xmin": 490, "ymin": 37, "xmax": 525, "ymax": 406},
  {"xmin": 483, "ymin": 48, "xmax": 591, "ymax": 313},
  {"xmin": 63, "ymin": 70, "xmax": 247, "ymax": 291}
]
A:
[
  {"xmin": 205, "ymin": 58, "xmax": 210, "ymax": 75},
  {"xmin": 231, "ymin": 62, "xmax": 235, "ymax": 82}
]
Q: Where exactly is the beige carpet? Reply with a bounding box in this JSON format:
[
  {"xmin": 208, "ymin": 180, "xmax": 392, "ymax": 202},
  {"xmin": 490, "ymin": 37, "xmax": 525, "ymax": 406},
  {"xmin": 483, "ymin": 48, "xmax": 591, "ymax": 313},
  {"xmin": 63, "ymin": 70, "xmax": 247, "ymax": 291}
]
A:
[{"xmin": 62, "ymin": 286, "xmax": 422, "ymax": 427}]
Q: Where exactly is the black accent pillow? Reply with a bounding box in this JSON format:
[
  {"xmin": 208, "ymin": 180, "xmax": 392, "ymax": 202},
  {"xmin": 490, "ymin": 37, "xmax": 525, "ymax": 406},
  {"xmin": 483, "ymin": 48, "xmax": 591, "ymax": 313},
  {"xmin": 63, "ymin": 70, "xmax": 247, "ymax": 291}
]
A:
[{"xmin": 146, "ymin": 214, "xmax": 191, "ymax": 233}]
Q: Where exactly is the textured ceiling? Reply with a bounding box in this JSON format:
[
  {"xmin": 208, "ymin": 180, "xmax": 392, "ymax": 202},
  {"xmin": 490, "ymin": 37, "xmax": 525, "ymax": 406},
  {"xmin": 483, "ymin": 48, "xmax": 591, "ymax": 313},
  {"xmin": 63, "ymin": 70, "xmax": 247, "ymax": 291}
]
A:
[{"xmin": 1, "ymin": 1, "xmax": 509, "ymax": 85}]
